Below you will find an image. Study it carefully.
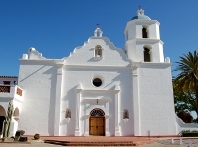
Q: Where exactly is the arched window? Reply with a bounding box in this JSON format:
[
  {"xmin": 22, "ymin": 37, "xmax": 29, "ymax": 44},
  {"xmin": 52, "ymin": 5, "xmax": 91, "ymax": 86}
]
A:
[
  {"xmin": 142, "ymin": 26, "xmax": 148, "ymax": 38},
  {"xmin": 90, "ymin": 108, "xmax": 105, "ymax": 116},
  {"xmin": 144, "ymin": 47, "xmax": 151, "ymax": 62},
  {"xmin": 97, "ymin": 31, "xmax": 100, "ymax": 37},
  {"xmin": 95, "ymin": 45, "xmax": 102, "ymax": 57}
]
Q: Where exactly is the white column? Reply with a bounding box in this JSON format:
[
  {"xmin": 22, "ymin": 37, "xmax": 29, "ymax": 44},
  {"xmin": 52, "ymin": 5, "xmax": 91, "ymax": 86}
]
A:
[
  {"xmin": 54, "ymin": 64, "xmax": 63, "ymax": 136},
  {"xmin": 75, "ymin": 84, "xmax": 81, "ymax": 136},
  {"xmin": 105, "ymin": 115, "xmax": 110, "ymax": 136},
  {"xmin": 132, "ymin": 65, "xmax": 140, "ymax": 136},
  {"xmin": 114, "ymin": 84, "xmax": 120, "ymax": 136},
  {"xmin": 84, "ymin": 115, "xmax": 90, "ymax": 136}
]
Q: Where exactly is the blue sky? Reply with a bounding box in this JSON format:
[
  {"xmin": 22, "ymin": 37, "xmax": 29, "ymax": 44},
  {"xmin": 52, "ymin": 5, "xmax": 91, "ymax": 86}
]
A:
[{"xmin": 0, "ymin": 0, "xmax": 197, "ymax": 76}]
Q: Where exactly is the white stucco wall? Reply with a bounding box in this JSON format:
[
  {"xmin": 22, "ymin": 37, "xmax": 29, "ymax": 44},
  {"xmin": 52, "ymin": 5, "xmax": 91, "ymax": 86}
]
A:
[
  {"xmin": 64, "ymin": 37, "xmax": 130, "ymax": 67},
  {"xmin": 59, "ymin": 36, "xmax": 133, "ymax": 136},
  {"xmin": 125, "ymin": 39, "xmax": 164, "ymax": 63},
  {"xmin": 148, "ymin": 23, "xmax": 160, "ymax": 39},
  {"xmin": 16, "ymin": 36, "xmax": 135, "ymax": 136},
  {"xmin": 14, "ymin": 31, "xmax": 183, "ymax": 136},
  {"xmin": 138, "ymin": 63, "xmax": 176, "ymax": 135},
  {"xmin": 59, "ymin": 67, "xmax": 133, "ymax": 136},
  {"xmin": 18, "ymin": 61, "xmax": 58, "ymax": 135},
  {"xmin": 124, "ymin": 20, "xmax": 160, "ymax": 40}
]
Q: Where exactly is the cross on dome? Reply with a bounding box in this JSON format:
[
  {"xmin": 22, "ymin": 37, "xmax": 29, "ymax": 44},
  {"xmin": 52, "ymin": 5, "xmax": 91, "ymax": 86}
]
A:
[
  {"xmin": 96, "ymin": 23, "xmax": 100, "ymax": 28},
  {"xmin": 139, "ymin": 6, "xmax": 141, "ymax": 10},
  {"xmin": 137, "ymin": 6, "xmax": 144, "ymax": 16},
  {"xmin": 131, "ymin": 6, "xmax": 151, "ymax": 20}
]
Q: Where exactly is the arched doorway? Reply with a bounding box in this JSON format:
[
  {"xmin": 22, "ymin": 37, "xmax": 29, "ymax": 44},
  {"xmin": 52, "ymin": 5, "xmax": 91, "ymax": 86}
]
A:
[
  {"xmin": 0, "ymin": 105, "xmax": 6, "ymax": 134},
  {"xmin": 89, "ymin": 108, "xmax": 105, "ymax": 136}
]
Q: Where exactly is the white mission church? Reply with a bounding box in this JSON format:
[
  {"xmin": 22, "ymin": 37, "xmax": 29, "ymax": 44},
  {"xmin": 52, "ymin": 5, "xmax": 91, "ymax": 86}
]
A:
[{"xmin": 0, "ymin": 9, "xmax": 198, "ymax": 137}]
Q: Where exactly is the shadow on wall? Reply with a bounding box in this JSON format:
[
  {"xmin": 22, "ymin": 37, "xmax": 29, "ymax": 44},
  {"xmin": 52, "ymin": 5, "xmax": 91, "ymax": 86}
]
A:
[
  {"xmin": 43, "ymin": 66, "xmax": 57, "ymax": 136},
  {"xmin": 61, "ymin": 85, "xmax": 78, "ymax": 135},
  {"xmin": 19, "ymin": 65, "xmax": 46, "ymax": 82}
]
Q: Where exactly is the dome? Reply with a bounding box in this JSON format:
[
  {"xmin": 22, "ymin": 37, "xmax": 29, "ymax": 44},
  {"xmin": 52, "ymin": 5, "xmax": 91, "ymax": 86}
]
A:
[
  {"xmin": 131, "ymin": 15, "xmax": 151, "ymax": 20},
  {"xmin": 131, "ymin": 9, "xmax": 151, "ymax": 20}
]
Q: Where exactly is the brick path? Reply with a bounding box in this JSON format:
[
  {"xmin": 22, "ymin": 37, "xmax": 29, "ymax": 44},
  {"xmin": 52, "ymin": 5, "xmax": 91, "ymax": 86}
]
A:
[
  {"xmin": 1, "ymin": 136, "xmax": 198, "ymax": 146},
  {"xmin": 36, "ymin": 136, "xmax": 198, "ymax": 146},
  {"xmin": 42, "ymin": 136, "xmax": 155, "ymax": 146}
]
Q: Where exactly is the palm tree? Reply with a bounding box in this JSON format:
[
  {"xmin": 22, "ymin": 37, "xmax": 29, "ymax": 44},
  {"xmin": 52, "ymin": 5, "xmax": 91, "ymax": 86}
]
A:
[{"xmin": 173, "ymin": 51, "xmax": 198, "ymax": 118}]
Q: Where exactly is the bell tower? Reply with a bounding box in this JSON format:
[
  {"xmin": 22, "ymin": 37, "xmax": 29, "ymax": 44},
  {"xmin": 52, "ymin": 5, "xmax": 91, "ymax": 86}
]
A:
[
  {"xmin": 125, "ymin": 8, "xmax": 177, "ymax": 136},
  {"xmin": 124, "ymin": 8, "xmax": 164, "ymax": 63}
]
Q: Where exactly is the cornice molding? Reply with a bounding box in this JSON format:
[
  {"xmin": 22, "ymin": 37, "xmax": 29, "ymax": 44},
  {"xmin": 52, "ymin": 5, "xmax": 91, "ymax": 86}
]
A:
[{"xmin": 126, "ymin": 38, "xmax": 164, "ymax": 45}]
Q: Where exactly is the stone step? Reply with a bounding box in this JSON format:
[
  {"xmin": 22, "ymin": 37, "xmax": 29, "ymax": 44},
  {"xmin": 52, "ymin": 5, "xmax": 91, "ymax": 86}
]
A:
[{"xmin": 45, "ymin": 140, "xmax": 135, "ymax": 146}]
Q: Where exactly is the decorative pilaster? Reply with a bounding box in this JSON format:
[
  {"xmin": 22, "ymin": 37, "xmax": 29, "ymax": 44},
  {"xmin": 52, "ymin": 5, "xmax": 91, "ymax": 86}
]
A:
[
  {"xmin": 114, "ymin": 84, "xmax": 120, "ymax": 136},
  {"xmin": 105, "ymin": 115, "xmax": 110, "ymax": 136},
  {"xmin": 54, "ymin": 63, "xmax": 63, "ymax": 136},
  {"xmin": 84, "ymin": 115, "xmax": 90, "ymax": 136},
  {"xmin": 75, "ymin": 84, "xmax": 82, "ymax": 136},
  {"xmin": 132, "ymin": 65, "xmax": 140, "ymax": 136}
]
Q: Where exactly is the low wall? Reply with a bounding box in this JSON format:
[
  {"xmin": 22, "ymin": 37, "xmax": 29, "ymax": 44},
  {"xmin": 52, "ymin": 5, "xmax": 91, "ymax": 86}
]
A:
[{"xmin": 176, "ymin": 115, "xmax": 198, "ymax": 134}]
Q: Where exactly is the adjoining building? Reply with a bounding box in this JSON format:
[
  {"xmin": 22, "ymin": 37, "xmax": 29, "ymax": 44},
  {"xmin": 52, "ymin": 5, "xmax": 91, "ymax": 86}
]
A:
[{"xmin": 1, "ymin": 9, "xmax": 198, "ymax": 136}]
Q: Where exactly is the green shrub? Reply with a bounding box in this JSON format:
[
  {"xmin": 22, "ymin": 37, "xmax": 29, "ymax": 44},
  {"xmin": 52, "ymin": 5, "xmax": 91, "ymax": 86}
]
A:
[
  {"xmin": 182, "ymin": 132, "xmax": 198, "ymax": 137},
  {"xmin": 182, "ymin": 130, "xmax": 198, "ymax": 137},
  {"xmin": 182, "ymin": 130, "xmax": 190, "ymax": 133},
  {"xmin": 191, "ymin": 130, "xmax": 198, "ymax": 132},
  {"xmin": 34, "ymin": 134, "xmax": 40, "ymax": 140}
]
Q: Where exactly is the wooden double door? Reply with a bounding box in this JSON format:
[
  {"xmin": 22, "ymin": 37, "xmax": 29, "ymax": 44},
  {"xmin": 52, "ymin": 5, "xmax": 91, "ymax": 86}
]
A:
[{"xmin": 89, "ymin": 117, "xmax": 105, "ymax": 136}]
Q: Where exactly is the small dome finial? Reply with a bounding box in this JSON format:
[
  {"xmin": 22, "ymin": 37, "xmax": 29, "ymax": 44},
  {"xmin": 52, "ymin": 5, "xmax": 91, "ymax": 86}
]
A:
[
  {"xmin": 94, "ymin": 23, "xmax": 103, "ymax": 37},
  {"xmin": 137, "ymin": 6, "xmax": 144, "ymax": 16},
  {"xmin": 131, "ymin": 7, "xmax": 151, "ymax": 20}
]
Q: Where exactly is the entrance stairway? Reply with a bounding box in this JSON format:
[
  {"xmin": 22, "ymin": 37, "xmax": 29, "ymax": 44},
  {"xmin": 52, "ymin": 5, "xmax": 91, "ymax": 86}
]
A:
[
  {"xmin": 44, "ymin": 140, "xmax": 135, "ymax": 146},
  {"xmin": 43, "ymin": 136, "xmax": 155, "ymax": 146}
]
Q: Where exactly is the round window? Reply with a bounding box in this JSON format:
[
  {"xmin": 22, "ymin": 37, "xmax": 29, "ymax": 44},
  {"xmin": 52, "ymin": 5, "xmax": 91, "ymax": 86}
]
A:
[{"xmin": 92, "ymin": 78, "xmax": 102, "ymax": 87}]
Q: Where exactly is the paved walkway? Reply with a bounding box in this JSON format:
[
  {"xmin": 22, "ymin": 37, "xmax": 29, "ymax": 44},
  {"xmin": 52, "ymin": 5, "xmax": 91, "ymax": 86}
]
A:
[
  {"xmin": 1, "ymin": 136, "xmax": 198, "ymax": 146},
  {"xmin": 139, "ymin": 138, "xmax": 198, "ymax": 146}
]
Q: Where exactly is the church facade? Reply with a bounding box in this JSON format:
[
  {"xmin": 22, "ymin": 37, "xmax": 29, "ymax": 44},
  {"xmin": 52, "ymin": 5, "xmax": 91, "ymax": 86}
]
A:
[{"xmin": 1, "ymin": 9, "xmax": 198, "ymax": 137}]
